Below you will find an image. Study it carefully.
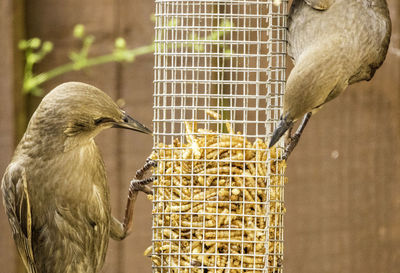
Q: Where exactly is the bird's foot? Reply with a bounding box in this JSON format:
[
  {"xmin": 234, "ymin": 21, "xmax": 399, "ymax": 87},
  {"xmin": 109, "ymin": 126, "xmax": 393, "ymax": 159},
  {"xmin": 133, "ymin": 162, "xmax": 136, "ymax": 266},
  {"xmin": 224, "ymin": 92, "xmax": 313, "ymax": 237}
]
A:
[
  {"xmin": 131, "ymin": 158, "xmax": 157, "ymax": 195},
  {"xmin": 130, "ymin": 177, "xmax": 154, "ymax": 195},
  {"xmin": 283, "ymin": 133, "xmax": 300, "ymax": 160},
  {"xmin": 135, "ymin": 158, "xmax": 157, "ymax": 180},
  {"xmin": 282, "ymin": 112, "xmax": 312, "ymax": 160}
]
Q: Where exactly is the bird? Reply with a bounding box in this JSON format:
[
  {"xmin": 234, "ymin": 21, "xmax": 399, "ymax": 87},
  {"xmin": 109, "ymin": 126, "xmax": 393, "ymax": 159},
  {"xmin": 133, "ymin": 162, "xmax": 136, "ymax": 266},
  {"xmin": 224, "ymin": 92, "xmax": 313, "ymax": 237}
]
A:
[
  {"xmin": 1, "ymin": 82, "xmax": 154, "ymax": 273},
  {"xmin": 269, "ymin": 0, "xmax": 391, "ymax": 159}
]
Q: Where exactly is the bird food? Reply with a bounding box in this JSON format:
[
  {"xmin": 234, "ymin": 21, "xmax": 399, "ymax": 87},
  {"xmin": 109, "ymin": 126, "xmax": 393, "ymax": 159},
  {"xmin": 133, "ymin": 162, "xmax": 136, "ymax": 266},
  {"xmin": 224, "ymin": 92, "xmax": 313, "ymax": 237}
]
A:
[{"xmin": 146, "ymin": 111, "xmax": 286, "ymax": 272}]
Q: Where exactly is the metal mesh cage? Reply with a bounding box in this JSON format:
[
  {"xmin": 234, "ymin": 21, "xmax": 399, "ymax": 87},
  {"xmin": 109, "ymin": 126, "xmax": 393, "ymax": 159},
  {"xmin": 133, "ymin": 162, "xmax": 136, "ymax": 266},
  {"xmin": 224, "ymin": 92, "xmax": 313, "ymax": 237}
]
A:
[{"xmin": 151, "ymin": 0, "xmax": 287, "ymax": 272}]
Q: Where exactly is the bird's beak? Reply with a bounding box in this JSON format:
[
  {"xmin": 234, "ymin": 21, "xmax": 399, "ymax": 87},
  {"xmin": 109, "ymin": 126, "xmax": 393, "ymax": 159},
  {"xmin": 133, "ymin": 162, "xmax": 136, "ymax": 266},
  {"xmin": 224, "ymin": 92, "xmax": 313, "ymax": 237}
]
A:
[
  {"xmin": 268, "ymin": 116, "xmax": 293, "ymax": 148},
  {"xmin": 113, "ymin": 113, "xmax": 152, "ymax": 135}
]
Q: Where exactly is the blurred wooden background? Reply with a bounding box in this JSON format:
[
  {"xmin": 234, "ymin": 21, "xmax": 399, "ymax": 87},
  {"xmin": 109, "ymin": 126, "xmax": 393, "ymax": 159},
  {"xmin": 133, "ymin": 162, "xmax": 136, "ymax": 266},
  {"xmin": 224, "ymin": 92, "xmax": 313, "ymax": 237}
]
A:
[{"xmin": 0, "ymin": 0, "xmax": 399, "ymax": 272}]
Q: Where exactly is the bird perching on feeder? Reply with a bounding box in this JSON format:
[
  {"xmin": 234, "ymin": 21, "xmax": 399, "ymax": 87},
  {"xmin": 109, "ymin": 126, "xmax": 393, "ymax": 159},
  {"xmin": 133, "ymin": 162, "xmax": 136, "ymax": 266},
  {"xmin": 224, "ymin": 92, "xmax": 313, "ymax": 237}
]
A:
[
  {"xmin": 269, "ymin": 0, "xmax": 392, "ymax": 159},
  {"xmin": 1, "ymin": 82, "xmax": 154, "ymax": 273}
]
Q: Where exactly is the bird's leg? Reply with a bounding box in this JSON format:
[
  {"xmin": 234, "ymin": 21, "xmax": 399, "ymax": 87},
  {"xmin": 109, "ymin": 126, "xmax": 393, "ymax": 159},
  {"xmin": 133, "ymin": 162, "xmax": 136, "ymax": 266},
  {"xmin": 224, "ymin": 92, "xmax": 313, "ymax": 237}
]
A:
[
  {"xmin": 120, "ymin": 159, "xmax": 157, "ymax": 238},
  {"xmin": 283, "ymin": 112, "xmax": 312, "ymax": 160},
  {"xmin": 285, "ymin": 126, "xmax": 293, "ymax": 143}
]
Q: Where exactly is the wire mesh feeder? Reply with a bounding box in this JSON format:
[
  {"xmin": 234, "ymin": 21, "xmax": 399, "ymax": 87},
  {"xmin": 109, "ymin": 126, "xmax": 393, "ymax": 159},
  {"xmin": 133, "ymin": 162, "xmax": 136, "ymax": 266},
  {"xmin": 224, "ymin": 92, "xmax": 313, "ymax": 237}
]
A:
[{"xmin": 148, "ymin": 0, "xmax": 287, "ymax": 272}]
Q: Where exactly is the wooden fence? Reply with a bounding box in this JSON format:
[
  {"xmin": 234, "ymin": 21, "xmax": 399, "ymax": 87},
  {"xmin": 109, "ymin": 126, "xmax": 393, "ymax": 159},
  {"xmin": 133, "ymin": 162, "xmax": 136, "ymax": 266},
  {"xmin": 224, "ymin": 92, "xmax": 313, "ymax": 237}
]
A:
[{"xmin": 0, "ymin": 0, "xmax": 399, "ymax": 272}]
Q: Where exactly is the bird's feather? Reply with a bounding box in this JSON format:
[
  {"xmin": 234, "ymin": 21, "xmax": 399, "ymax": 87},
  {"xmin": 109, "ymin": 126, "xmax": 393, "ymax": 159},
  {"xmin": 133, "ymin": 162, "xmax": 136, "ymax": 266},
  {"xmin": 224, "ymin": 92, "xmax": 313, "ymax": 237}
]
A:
[
  {"xmin": 304, "ymin": 0, "xmax": 334, "ymax": 10},
  {"xmin": 1, "ymin": 164, "xmax": 37, "ymax": 273}
]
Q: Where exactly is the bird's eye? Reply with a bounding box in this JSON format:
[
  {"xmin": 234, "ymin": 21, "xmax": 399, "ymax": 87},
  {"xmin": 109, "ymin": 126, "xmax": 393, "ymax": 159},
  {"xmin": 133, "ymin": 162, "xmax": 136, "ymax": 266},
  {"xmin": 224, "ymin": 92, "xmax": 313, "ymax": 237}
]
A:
[
  {"xmin": 123, "ymin": 116, "xmax": 129, "ymax": 123},
  {"xmin": 94, "ymin": 117, "xmax": 114, "ymax": 125}
]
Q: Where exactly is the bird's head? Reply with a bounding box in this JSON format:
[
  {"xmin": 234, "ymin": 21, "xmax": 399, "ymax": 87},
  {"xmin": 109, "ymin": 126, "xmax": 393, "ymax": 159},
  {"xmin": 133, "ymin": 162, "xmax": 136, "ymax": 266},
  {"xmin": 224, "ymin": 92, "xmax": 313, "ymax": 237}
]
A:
[{"xmin": 30, "ymin": 82, "xmax": 151, "ymax": 145}]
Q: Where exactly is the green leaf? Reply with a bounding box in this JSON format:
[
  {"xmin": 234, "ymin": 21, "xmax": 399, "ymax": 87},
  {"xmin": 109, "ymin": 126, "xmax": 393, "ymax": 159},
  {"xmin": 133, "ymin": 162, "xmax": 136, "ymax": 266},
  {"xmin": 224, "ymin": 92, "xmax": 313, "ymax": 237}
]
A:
[
  {"xmin": 83, "ymin": 35, "xmax": 95, "ymax": 46},
  {"xmin": 115, "ymin": 37, "xmax": 127, "ymax": 49},
  {"xmin": 29, "ymin": 38, "xmax": 41, "ymax": 49},
  {"xmin": 18, "ymin": 40, "xmax": 29, "ymax": 50},
  {"xmin": 73, "ymin": 24, "xmax": 85, "ymax": 38},
  {"xmin": 42, "ymin": 41, "xmax": 54, "ymax": 53}
]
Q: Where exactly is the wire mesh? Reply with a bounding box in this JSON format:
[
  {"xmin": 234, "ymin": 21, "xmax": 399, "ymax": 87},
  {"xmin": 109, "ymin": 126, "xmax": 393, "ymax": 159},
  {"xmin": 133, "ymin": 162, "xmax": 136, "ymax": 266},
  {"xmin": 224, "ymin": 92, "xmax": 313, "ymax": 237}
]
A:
[{"xmin": 151, "ymin": 0, "xmax": 287, "ymax": 272}]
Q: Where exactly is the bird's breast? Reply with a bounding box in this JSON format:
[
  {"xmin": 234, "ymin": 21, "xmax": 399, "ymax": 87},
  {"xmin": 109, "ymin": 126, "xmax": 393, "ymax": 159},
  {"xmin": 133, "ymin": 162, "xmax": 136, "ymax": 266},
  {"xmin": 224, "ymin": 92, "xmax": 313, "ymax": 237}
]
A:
[
  {"xmin": 13, "ymin": 140, "xmax": 112, "ymax": 272},
  {"xmin": 26, "ymin": 141, "xmax": 111, "ymax": 228}
]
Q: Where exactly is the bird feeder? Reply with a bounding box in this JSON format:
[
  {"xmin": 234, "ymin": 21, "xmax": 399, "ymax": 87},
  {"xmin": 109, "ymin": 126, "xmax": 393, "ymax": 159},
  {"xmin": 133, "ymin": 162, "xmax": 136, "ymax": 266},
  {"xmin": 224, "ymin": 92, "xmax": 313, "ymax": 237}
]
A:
[{"xmin": 150, "ymin": 0, "xmax": 287, "ymax": 272}]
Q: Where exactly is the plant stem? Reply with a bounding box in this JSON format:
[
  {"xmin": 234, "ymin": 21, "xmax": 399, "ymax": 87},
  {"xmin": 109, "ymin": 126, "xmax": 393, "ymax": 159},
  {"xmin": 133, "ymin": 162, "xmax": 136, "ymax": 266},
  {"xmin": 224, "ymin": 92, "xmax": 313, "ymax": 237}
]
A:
[
  {"xmin": 23, "ymin": 19, "xmax": 232, "ymax": 94},
  {"xmin": 24, "ymin": 44, "xmax": 155, "ymax": 93}
]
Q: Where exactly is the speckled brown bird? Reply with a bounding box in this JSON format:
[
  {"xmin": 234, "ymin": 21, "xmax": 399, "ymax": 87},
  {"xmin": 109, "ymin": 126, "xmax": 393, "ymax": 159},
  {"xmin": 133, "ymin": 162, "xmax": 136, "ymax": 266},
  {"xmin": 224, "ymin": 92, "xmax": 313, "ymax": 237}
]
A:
[
  {"xmin": 269, "ymin": 0, "xmax": 391, "ymax": 158},
  {"xmin": 1, "ymin": 82, "xmax": 153, "ymax": 273}
]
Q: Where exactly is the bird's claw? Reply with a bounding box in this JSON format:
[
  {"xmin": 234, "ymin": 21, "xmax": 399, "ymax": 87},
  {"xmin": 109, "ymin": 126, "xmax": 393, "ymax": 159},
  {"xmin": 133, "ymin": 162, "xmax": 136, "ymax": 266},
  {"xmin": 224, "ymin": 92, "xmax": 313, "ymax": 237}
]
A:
[
  {"xmin": 283, "ymin": 133, "xmax": 300, "ymax": 160},
  {"xmin": 131, "ymin": 158, "xmax": 157, "ymax": 195},
  {"xmin": 282, "ymin": 112, "xmax": 312, "ymax": 160},
  {"xmin": 130, "ymin": 177, "xmax": 154, "ymax": 195},
  {"xmin": 135, "ymin": 158, "xmax": 157, "ymax": 180}
]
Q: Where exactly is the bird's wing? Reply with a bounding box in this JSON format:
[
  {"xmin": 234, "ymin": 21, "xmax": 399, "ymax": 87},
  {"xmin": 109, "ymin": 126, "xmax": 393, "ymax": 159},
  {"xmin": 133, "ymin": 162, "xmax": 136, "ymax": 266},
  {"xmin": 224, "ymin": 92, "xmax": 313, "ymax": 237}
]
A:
[
  {"xmin": 1, "ymin": 164, "xmax": 38, "ymax": 273},
  {"xmin": 304, "ymin": 0, "xmax": 334, "ymax": 10}
]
